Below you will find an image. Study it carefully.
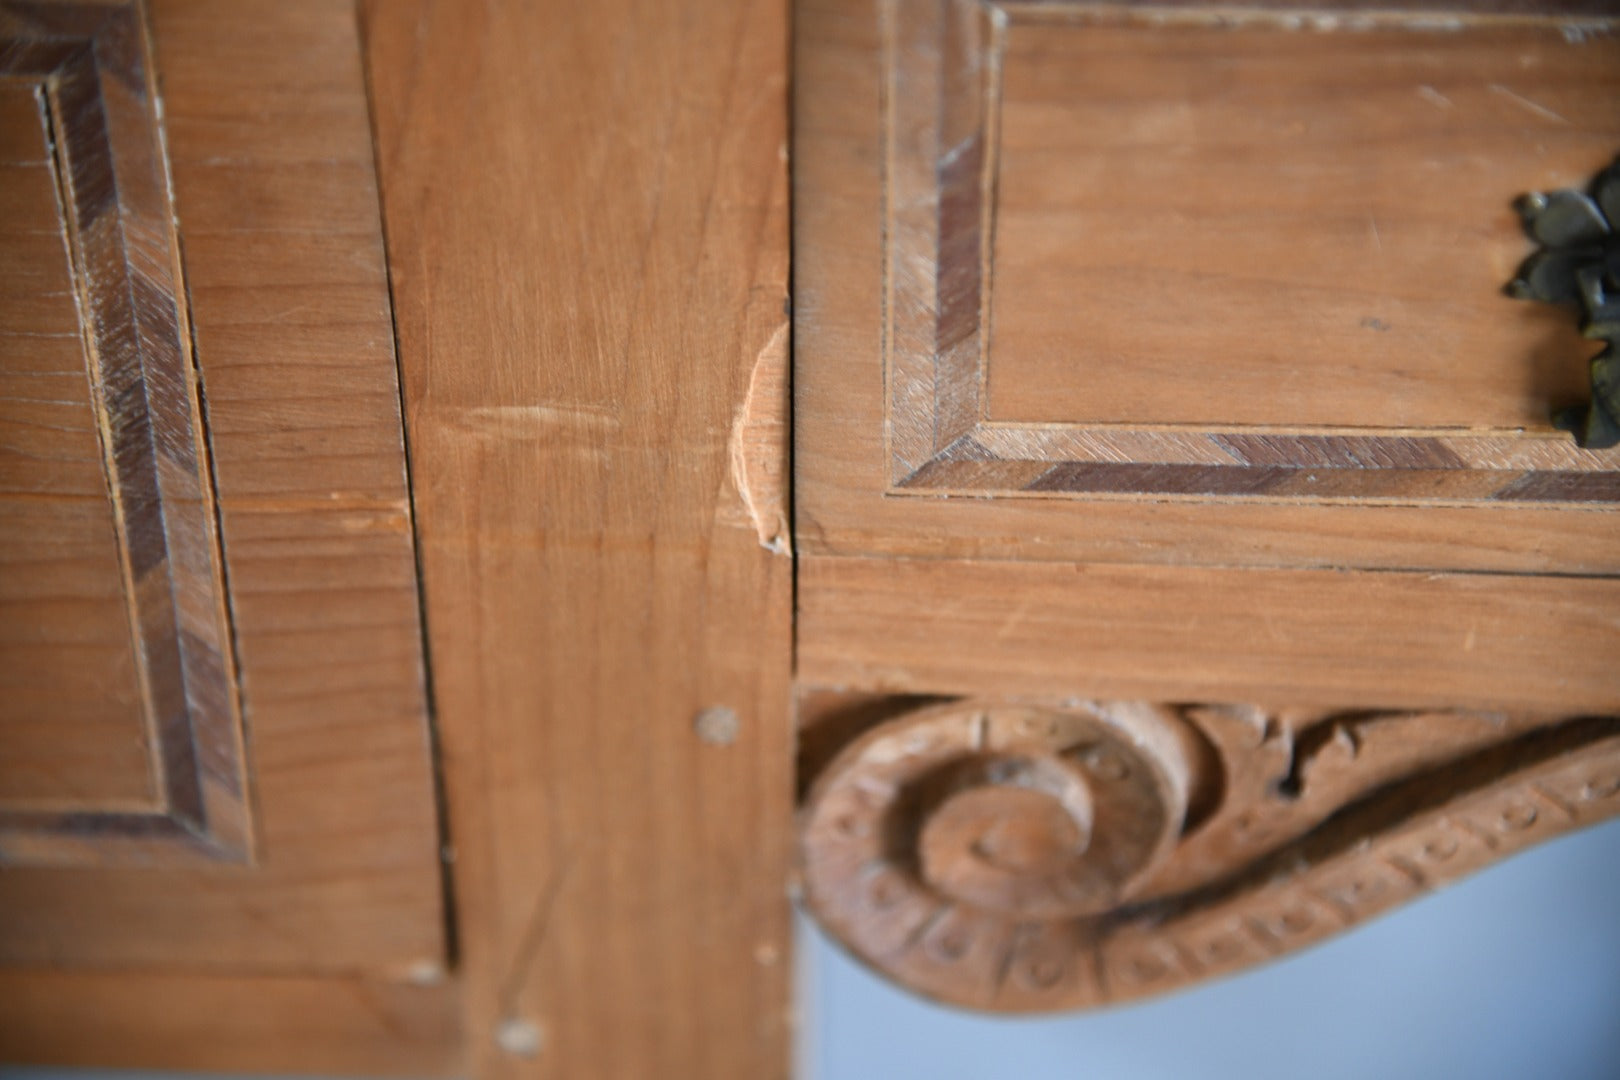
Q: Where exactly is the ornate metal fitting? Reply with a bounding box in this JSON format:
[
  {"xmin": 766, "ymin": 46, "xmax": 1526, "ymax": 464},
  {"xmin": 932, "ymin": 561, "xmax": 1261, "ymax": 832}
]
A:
[{"xmin": 1506, "ymin": 156, "xmax": 1620, "ymax": 449}]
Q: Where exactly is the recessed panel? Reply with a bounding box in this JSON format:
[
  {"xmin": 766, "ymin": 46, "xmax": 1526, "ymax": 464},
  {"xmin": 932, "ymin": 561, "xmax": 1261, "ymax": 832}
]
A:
[
  {"xmin": 0, "ymin": 1, "xmax": 248, "ymax": 861},
  {"xmin": 0, "ymin": 0, "xmax": 445, "ymax": 973},
  {"xmin": 795, "ymin": 0, "xmax": 1620, "ymax": 571},
  {"xmin": 987, "ymin": 16, "xmax": 1620, "ymax": 430},
  {"xmin": 0, "ymin": 80, "xmax": 154, "ymax": 811},
  {"xmin": 874, "ymin": 1, "xmax": 1620, "ymax": 504}
]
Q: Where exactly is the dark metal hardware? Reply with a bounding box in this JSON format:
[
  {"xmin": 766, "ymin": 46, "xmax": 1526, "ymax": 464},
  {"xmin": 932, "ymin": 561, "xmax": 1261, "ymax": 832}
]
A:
[{"xmin": 1506, "ymin": 157, "xmax": 1620, "ymax": 449}]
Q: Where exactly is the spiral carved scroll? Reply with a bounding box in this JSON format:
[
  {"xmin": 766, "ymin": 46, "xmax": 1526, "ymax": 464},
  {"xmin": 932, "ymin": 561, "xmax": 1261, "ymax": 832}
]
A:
[{"xmin": 799, "ymin": 699, "xmax": 1620, "ymax": 1013}]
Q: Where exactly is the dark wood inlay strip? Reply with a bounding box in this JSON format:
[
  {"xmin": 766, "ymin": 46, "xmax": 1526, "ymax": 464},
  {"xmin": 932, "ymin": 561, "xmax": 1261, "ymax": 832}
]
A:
[
  {"xmin": 882, "ymin": 0, "xmax": 1620, "ymax": 505},
  {"xmin": 1, "ymin": 0, "xmax": 248, "ymax": 864}
]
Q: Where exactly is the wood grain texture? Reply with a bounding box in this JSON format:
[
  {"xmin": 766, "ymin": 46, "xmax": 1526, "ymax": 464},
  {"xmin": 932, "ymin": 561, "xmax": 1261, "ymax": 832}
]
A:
[
  {"xmin": 0, "ymin": 76, "xmax": 153, "ymax": 813},
  {"xmin": 799, "ymin": 555, "xmax": 1620, "ymax": 712},
  {"xmin": 796, "ymin": 0, "xmax": 1620, "ymax": 569},
  {"xmin": 989, "ymin": 14, "xmax": 1620, "ymax": 431},
  {"xmin": 797, "ymin": 0, "xmax": 1620, "ymax": 1019},
  {"xmin": 0, "ymin": 969, "xmax": 460, "ymax": 1076},
  {"xmin": 879, "ymin": 1, "xmax": 1620, "ymax": 503},
  {"xmin": 0, "ymin": 0, "xmax": 445, "ymax": 972},
  {"xmin": 799, "ymin": 696, "xmax": 1620, "ymax": 1012},
  {"xmin": 364, "ymin": 0, "xmax": 795, "ymax": 1074},
  {"xmin": 0, "ymin": 0, "xmax": 249, "ymax": 862}
]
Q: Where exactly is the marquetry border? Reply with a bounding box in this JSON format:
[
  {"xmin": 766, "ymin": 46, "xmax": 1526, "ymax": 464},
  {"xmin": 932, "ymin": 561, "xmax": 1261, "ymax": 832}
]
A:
[
  {"xmin": 882, "ymin": 0, "xmax": 1620, "ymax": 504},
  {"xmin": 0, "ymin": 0, "xmax": 249, "ymax": 864}
]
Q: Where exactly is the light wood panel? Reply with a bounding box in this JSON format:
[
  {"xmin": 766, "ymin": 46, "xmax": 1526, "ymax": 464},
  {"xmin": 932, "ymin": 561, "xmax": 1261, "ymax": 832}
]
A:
[
  {"xmin": 794, "ymin": 0, "xmax": 1620, "ymax": 1024},
  {"xmin": 989, "ymin": 16, "xmax": 1620, "ymax": 431},
  {"xmin": 799, "ymin": 555, "xmax": 1620, "ymax": 712},
  {"xmin": 364, "ymin": 0, "xmax": 795, "ymax": 1075},
  {"xmin": 0, "ymin": 0, "xmax": 444, "ymax": 972},
  {"xmin": 0, "ymin": 969, "xmax": 460, "ymax": 1076},
  {"xmin": 0, "ymin": 77, "xmax": 153, "ymax": 812},
  {"xmin": 795, "ymin": 0, "xmax": 1620, "ymax": 571}
]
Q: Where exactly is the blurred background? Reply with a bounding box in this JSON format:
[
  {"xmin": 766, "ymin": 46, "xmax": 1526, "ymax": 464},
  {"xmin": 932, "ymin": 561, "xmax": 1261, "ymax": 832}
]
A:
[
  {"xmin": 798, "ymin": 818, "xmax": 1620, "ymax": 1080},
  {"xmin": 3, "ymin": 819, "xmax": 1618, "ymax": 1080}
]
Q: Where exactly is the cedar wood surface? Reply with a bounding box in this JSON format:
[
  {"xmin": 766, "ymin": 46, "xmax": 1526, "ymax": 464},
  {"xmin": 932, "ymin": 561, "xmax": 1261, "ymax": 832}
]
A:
[
  {"xmin": 989, "ymin": 19, "xmax": 1620, "ymax": 430},
  {"xmin": 0, "ymin": 79, "xmax": 153, "ymax": 808},
  {"xmin": 0, "ymin": 0, "xmax": 447, "ymax": 1026},
  {"xmin": 0, "ymin": 969, "xmax": 461, "ymax": 1076},
  {"xmin": 794, "ymin": 0, "xmax": 1620, "ymax": 573},
  {"xmin": 3, "ymin": 0, "xmax": 792, "ymax": 1072},
  {"xmin": 0, "ymin": 0, "xmax": 254, "ymax": 864},
  {"xmin": 6, "ymin": 0, "xmax": 1618, "ymax": 1070},
  {"xmin": 799, "ymin": 556, "xmax": 1620, "ymax": 712},
  {"xmin": 363, "ymin": 0, "xmax": 795, "ymax": 1076}
]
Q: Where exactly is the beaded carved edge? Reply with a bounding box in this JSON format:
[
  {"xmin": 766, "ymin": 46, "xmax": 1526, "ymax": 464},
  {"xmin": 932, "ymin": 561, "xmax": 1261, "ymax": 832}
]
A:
[{"xmin": 800, "ymin": 698, "xmax": 1620, "ymax": 1012}]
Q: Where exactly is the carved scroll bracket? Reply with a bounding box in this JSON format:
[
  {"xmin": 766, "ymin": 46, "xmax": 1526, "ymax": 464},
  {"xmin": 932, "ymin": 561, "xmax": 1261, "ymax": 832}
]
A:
[{"xmin": 799, "ymin": 698, "xmax": 1620, "ymax": 1012}]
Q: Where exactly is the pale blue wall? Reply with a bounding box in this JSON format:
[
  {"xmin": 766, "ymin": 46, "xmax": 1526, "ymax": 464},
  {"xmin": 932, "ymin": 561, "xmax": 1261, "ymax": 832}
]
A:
[{"xmin": 799, "ymin": 819, "xmax": 1620, "ymax": 1080}]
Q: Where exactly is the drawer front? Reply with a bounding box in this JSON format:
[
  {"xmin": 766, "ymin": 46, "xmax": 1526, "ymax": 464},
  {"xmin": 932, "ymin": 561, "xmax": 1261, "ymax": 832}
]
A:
[
  {"xmin": 797, "ymin": 0, "xmax": 1620, "ymax": 573},
  {"xmin": 0, "ymin": 0, "xmax": 445, "ymax": 976}
]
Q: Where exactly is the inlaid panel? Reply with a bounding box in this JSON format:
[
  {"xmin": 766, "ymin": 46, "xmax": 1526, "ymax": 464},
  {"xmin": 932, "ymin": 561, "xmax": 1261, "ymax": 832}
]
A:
[
  {"xmin": 0, "ymin": 0, "xmax": 246, "ymax": 862},
  {"xmin": 881, "ymin": 1, "xmax": 1620, "ymax": 504},
  {"xmin": 0, "ymin": 81, "xmax": 151, "ymax": 810},
  {"xmin": 989, "ymin": 16, "xmax": 1613, "ymax": 432},
  {"xmin": 0, "ymin": 0, "xmax": 445, "ymax": 973},
  {"xmin": 797, "ymin": 0, "xmax": 1620, "ymax": 573}
]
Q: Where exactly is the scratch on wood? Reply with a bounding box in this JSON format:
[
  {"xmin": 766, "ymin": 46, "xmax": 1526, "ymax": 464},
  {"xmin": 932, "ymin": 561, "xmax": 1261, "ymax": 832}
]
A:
[
  {"xmin": 1416, "ymin": 85, "xmax": 1453, "ymax": 109},
  {"xmin": 340, "ymin": 978, "xmax": 412, "ymax": 1041},
  {"xmin": 462, "ymin": 403, "xmax": 622, "ymax": 432},
  {"xmin": 1488, "ymin": 83, "xmax": 1570, "ymax": 125},
  {"xmin": 728, "ymin": 319, "xmax": 790, "ymax": 554},
  {"xmin": 497, "ymin": 850, "xmax": 576, "ymax": 1018}
]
